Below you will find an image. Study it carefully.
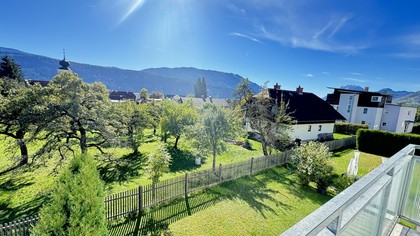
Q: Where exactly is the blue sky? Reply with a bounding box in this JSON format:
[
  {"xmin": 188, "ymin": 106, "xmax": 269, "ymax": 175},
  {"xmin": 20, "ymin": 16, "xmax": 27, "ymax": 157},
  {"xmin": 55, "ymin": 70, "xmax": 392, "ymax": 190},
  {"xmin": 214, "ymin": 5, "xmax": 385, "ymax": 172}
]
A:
[{"xmin": 2, "ymin": 0, "xmax": 420, "ymax": 97}]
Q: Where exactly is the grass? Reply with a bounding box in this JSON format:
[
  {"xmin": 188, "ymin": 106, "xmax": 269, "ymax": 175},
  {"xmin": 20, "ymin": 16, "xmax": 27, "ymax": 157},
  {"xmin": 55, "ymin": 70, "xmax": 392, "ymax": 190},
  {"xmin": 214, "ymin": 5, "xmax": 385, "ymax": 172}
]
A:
[
  {"xmin": 0, "ymin": 130, "xmax": 264, "ymax": 223},
  {"xmin": 333, "ymin": 133, "xmax": 353, "ymax": 140},
  {"xmin": 330, "ymin": 148, "xmax": 383, "ymax": 176},
  {"xmin": 108, "ymin": 167, "xmax": 332, "ymax": 236}
]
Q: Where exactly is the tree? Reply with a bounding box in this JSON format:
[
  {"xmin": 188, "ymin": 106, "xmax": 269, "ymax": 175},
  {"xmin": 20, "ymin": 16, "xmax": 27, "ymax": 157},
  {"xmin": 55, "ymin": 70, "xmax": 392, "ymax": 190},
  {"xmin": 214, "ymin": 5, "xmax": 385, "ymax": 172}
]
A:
[
  {"xmin": 0, "ymin": 55, "xmax": 24, "ymax": 83},
  {"xmin": 146, "ymin": 102, "xmax": 162, "ymax": 135},
  {"xmin": 194, "ymin": 77, "xmax": 207, "ymax": 98},
  {"xmin": 149, "ymin": 91, "xmax": 164, "ymax": 99},
  {"xmin": 113, "ymin": 101, "xmax": 149, "ymax": 154},
  {"xmin": 291, "ymin": 141, "xmax": 334, "ymax": 194},
  {"xmin": 140, "ymin": 88, "xmax": 148, "ymax": 99},
  {"xmin": 247, "ymin": 86, "xmax": 294, "ymax": 155},
  {"xmin": 160, "ymin": 100, "xmax": 198, "ymax": 149},
  {"xmin": 416, "ymin": 107, "xmax": 420, "ymax": 122},
  {"xmin": 147, "ymin": 142, "xmax": 171, "ymax": 200},
  {"xmin": 233, "ymin": 77, "xmax": 253, "ymax": 105},
  {"xmin": 0, "ymin": 79, "xmax": 51, "ymax": 166},
  {"xmin": 189, "ymin": 103, "xmax": 242, "ymax": 171},
  {"xmin": 47, "ymin": 72, "xmax": 117, "ymax": 155},
  {"xmin": 31, "ymin": 154, "xmax": 108, "ymax": 235}
]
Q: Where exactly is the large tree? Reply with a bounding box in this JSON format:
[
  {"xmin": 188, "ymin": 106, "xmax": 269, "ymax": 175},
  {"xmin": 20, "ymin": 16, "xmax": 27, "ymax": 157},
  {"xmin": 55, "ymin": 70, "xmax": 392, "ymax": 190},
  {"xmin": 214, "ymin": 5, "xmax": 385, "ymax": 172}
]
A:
[
  {"xmin": 189, "ymin": 103, "xmax": 242, "ymax": 171},
  {"xmin": 113, "ymin": 101, "xmax": 150, "ymax": 154},
  {"xmin": 47, "ymin": 72, "xmax": 117, "ymax": 155},
  {"xmin": 194, "ymin": 77, "xmax": 207, "ymax": 98},
  {"xmin": 247, "ymin": 86, "xmax": 294, "ymax": 155},
  {"xmin": 0, "ymin": 80, "xmax": 51, "ymax": 166},
  {"xmin": 160, "ymin": 100, "xmax": 198, "ymax": 149}
]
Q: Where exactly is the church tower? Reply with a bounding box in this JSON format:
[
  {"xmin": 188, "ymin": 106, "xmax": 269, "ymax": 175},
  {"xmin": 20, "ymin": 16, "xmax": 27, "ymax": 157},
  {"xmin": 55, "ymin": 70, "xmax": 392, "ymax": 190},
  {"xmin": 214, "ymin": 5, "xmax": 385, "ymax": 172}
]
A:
[{"xmin": 57, "ymin": 49, "xmax": 72, "ymax": 74}]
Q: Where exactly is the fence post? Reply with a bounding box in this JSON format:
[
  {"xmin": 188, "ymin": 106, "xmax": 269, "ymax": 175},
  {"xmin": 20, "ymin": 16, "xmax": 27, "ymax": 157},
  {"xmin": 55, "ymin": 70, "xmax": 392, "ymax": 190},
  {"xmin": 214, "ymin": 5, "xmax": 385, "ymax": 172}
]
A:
[
  {"xmin": 218, "ymin": 164, "xmax": 222, "ymax": 183},
  {"xmin": 138, "ymin": 185, "xmax": 143, "ymax": 215},
  {"xmin": 184, "ymin": 173, "xmax": 192, "ymax": 215},
  {"xmin": 250, "ymin": 158, "xmax": 254, "ymax": 175}
]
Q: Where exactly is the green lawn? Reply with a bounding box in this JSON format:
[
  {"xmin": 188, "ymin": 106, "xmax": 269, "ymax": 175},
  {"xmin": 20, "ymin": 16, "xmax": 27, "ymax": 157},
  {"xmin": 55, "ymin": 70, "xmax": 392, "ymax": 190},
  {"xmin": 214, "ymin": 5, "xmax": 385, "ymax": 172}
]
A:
[
  {"xmin": 108, "ymin": 167, "xmax": 332, "ymax": 236},
  {"xmin": 333, "ymin": 133, "xmax": 353, "ymax": 140},
  {"xmin": 331, "ymin": 148, "xmax": 383, "ymax": 176},
  {"xmin": 0, "ymin": 131, "xmax": 264, "ymax": 223}
]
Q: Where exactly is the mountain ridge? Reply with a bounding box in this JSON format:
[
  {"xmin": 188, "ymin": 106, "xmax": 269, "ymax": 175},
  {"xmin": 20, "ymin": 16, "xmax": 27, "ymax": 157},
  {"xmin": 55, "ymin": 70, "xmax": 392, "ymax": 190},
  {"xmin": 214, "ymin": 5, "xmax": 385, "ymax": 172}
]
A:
[{"xmin": 0, "ymin": 46, "xmax": 260, "ymax": 98}]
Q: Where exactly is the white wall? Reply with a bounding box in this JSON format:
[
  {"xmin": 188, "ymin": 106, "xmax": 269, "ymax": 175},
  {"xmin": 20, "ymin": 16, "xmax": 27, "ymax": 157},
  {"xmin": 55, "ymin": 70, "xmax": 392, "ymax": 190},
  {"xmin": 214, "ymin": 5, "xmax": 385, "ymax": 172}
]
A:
[
  {"xmin": 290, "ymin": 123, "xmax": 335, "ymax": 141},
  {"xmin": 381, "ymin": 105, "xmax": 417, "ymax": 132},
  {"xmin": 354, "ymin": 107, "xmax": 383, "ymax": 130},
  {"xmin": 337, "ymin": 94, "xmax": 359, "ymax": 123}
]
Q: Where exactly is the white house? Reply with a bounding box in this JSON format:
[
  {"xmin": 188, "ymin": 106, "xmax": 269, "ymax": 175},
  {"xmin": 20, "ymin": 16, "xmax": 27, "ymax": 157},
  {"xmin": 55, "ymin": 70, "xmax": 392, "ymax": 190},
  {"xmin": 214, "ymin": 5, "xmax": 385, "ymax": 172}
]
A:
[
  {"xmin": 326, "ymin": 87, "xmax": 417, "ymax": 133},
  {"xmin": 247, "ymin": 84, "xmax": 345, "ymax": 141}
]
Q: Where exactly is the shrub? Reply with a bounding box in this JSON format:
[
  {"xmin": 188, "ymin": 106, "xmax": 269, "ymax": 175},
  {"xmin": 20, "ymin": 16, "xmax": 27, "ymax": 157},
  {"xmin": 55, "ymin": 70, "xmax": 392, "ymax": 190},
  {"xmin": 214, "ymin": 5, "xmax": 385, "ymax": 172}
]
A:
[
  {"xmin": 412, "ymin": 124, "xmax": 420, "ymax": 135},
  {"xmin": 291, "ymin": 141, "xmax": 334, "ymax": 194},
  {"xmin": 31, "ymin": 155, "xmax": 107, "ymax": 235},
  {"xmin": 357, "ymin": 129, "xmax": 420, "ymax": 157},
  {"xmin": 334, "ymin": 122, "xmax": 368, "ymax": 135},
  {"xmin": 333, "ymin": 175, "xmax": 356, "ymax": 193}
]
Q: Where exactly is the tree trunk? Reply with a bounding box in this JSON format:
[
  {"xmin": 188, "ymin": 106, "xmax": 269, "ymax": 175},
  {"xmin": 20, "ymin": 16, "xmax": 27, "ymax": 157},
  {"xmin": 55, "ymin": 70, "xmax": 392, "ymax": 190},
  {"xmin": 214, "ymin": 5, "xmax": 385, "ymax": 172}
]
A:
[
  {"xmin": 79, "ymin": 122, "xmax": 87, "ymax": 154},
  {"xmin": 212, "ymin": 149, "xmax": 217, "ymax": 171},
  {"xmin": 174, "ymin": 135, "xmax": 180, "ymax": 149},
  {"xmin": 16, "ymin": 130, "xmax": 28, "ymax": 165},
  {"xmin": 261, "ymin": 141, "xmax": 268, "ymax": 156}
]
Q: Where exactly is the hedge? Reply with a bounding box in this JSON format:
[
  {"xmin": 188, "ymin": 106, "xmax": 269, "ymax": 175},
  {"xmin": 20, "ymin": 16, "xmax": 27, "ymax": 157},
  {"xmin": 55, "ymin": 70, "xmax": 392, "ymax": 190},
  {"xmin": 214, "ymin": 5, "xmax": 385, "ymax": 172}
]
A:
[
  {"xmin": 412, "ymin": 124, "xmax": 420, "ymax": 135},
  {"xmin": 357, "ymin": 129, "xmax": 420, "ymax": 157},
  {"xmin": 334, "ymin": 122, "xmax": 368, "ymax": 135}
]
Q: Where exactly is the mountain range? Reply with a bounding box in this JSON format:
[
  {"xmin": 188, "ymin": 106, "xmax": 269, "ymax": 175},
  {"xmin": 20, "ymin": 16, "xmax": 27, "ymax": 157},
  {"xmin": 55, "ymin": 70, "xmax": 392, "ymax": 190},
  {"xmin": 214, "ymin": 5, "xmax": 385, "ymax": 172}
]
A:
[
  {"xmin": 340, "ymin": 85, "xmax": 420, "ymax": 107},
  {"xmin": 0, "ymin": 47, "xmax": 260, "ymax": 98}
]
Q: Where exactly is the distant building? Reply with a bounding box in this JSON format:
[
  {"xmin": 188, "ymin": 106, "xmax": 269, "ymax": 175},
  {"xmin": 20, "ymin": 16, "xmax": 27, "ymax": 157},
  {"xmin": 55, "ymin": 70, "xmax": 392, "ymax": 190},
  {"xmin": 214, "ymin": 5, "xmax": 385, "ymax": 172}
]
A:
[
  {"xmin": 109, "ymin": 90, "xmax": 136, "ymax": 102},
  {"xmin": 326, "ymin": 87, "xmax": 416, "ymax": 133},
  {"xmin": 247, "ymin": 84, "xmax": 345, "ymax": 142},
  {"xmin": 57, "ymin": 49, "xmax": 72, "ymax": 74}
]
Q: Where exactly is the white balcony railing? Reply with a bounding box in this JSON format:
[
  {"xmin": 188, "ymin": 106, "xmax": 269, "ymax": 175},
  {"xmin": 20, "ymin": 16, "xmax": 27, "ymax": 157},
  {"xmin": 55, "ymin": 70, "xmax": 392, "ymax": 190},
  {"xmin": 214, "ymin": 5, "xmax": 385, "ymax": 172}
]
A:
[{"xmin": 282, "ymin": 144, "xmax": 420, "ymax": 236}]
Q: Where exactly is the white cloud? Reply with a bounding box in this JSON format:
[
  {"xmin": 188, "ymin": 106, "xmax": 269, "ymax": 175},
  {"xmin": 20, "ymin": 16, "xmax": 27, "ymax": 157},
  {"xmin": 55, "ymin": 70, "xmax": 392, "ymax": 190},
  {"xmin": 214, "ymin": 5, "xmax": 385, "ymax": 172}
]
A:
[
  {"xmin": 342, "ymin": 77, "xmax": 369, "ymax": 83},
  {"xmin": 349, "ymin": 72, "xmax": 364, "ymax": 77},
  {"xmin": 305, "ymin": 73, "xmax": 314, "ymax": 78}
]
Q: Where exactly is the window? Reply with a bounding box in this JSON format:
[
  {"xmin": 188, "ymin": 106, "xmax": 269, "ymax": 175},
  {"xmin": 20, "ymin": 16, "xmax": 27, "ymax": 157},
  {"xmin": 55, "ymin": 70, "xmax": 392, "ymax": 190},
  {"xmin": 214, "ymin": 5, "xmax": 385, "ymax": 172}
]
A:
[
  {"xmin": 318, "ymin": 125, "xmax": 322, "ymax": 131},
  {"xmin": 347, "ymin": 105, "xmax": 351, "ymax": 113},
  {"xmin": 361, "ymin": 121, "xmax": 366, "ymax": 124},
  {"xmin": 308, "ymin": 125, "xmax": 312, "ymax": 132},
  {"xmin": 371, "ymin": 96, "xmax": 381, "ymax": 102},
  {"xmin": 363, "ymin": 108, "xmax": 368, "ymax": 114},
  {"xmin": 382, "ymin": 122, "xmax": 387, "ymax": 126}
]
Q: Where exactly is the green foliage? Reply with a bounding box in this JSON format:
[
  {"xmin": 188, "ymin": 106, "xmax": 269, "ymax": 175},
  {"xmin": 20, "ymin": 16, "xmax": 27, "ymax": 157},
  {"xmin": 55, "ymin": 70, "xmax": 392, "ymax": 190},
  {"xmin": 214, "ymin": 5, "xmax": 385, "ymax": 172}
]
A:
[
  {"xmin": 193, "ymin": 77, "xmax": 207, "ymax": 98},
  {"xmin": 47, "ymin": 72, "xmax": 117, "ymax": 154},
  {"xmin": 416, "ymin": 107, "xmax": 420, "ymax": 122},
  {"xmin": 0, "ymin": 55, "xmax": 24, "ymax": 83},
  {"xmin": 412, "ymin": 124, "xmax": 420, "ymax": 134},
  {"xmin": 160, "ymin": 100, "xmax": 198, "ymax": 148},
  {"xmin": 113, "ymin": 101, "xmax": 150, "ymax": 153},
  {"xmin": 247, "ymin": 86, "xmax": 294, "ymax": 155},
  {"xmin": 357, "ymin": 129, "xmax": 420, "ymax": 157},
  {"xmin": 291, "ymin": 142, "xmax": 334, "ymax": 193},
  {"xmin": 333, "ymin": 175, "xmax": 356, "ymax": 193},
  {"xmin": 0, "ymin": 79, "xmax": 52, "ymax": 165},
  {"xmin": 334, "ymin": 122, "xmax": 368, "ymax": 135},
  {"xmin": 147, "ymin": 142, "xmax": 171, "ymax": 186},
  {"xmin": 140, "ymin": 88, "xmax": 148, "ymax": 99},
  {"xmin": 188, "ymin": 103, "xmax": 243, "ymax": 170},
  {"xmin": 31, "ymin": 155, "xmax": 107, "ymax": 235},
  {"xmin": 149, "ymin": 91, "xmax": 164, "ymax": 99}
]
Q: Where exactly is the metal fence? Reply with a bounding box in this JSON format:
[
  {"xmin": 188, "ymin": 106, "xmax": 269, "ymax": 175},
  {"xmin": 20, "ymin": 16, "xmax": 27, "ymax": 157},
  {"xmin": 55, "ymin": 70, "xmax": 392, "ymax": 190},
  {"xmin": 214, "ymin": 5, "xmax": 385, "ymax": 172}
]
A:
[{"xmin": 0, "ymin": 137, "xmax": 356, "ymax": 235}]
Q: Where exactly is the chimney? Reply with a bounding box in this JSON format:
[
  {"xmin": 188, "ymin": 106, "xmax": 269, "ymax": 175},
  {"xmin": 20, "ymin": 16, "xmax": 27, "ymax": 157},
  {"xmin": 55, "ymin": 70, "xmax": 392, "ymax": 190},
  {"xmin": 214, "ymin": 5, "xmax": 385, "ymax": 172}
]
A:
[
  {"xmin": 296, "ymin": 85, "xmax": 304, "ymax": 94},
  {"xmin": 364, "ymin": 87, "xmax": 369, "ymax": 92},
  {"xmin": 274, "ymin": 83, "xmax": 281, "ymax": 90}
]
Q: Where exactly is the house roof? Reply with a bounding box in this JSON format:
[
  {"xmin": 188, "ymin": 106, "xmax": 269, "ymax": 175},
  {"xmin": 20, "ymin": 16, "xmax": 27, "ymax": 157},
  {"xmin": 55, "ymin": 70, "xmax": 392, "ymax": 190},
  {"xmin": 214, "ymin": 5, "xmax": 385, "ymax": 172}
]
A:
[
  {"xmin": 109, "ymin": 90, "xmax": 136, "ymax": 101},
  {"xmin": 268, "ymin": 88, "xmax": 346, "ymax": 124},
  {"xmin": 177, "ymin": 96, "xmax": 230, "ymax": 107},
  {"xmin": 26, "ymin": 79, "xmax": 49, "ymax": 87}
]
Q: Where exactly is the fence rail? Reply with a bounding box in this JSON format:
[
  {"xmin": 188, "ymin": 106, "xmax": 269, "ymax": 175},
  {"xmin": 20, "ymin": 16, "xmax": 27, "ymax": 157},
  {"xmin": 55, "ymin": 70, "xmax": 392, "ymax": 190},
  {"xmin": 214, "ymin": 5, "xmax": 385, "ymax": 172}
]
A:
[{"xmin": 0, "ymin": 137, "xmax": 356, "ymax": 235}]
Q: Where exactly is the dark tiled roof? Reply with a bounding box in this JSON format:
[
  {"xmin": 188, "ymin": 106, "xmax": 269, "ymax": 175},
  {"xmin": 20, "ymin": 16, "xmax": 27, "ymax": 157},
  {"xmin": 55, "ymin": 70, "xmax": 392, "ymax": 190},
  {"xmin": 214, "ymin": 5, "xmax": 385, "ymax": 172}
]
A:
[
  {"xmin": 109, "ymin": 91, "xmax": 136, "ymax": 101},
  {"xmin": 268, "ymin": 88, "xmax": 346, "ymax": 124},
  {"xmin": 26, "ymin": 79, "xmax": 49, "ymax": 87}
]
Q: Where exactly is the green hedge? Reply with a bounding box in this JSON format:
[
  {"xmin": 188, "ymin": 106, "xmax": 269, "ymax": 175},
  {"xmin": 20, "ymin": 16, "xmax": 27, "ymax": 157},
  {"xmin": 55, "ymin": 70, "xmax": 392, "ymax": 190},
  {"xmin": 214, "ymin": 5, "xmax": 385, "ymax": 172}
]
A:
[
  {"xmin": 412, "ymin": 124, "xmax": 420, "ymax": 134},
  {"xmin": 357, "ymin": 129, "xmax": 420, "ymax": 157},
  {"xmin": 334, "ymin": 122, "xmax": 368, "ymax": 135}
]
